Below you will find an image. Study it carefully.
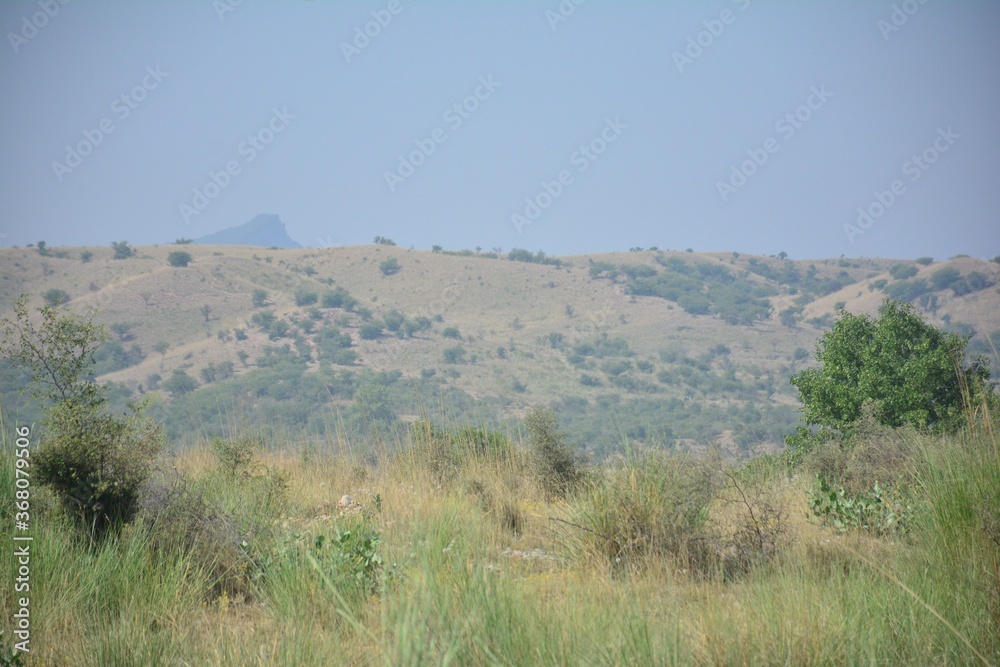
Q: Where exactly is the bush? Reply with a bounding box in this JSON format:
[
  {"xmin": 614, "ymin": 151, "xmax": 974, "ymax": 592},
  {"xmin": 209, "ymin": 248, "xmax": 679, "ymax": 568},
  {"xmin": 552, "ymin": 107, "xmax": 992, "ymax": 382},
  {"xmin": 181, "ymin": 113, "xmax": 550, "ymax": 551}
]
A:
[
  {"xmin": 525, "ymin": 407, "xmax": 582, "ymax": 497},
  {"xmin": 790, "ymin": 299, "xmax": 991, "ymax": 431},
  {"xmin": 295, "ymin": 289, "xmax": 318, "ymax": 307},
  {"xmin": 888, "ymin": 264, "xmax": 918, "ymax": 280},
  {"xmin": 162, "ymin": 369, "xmax": 199, "ymax": 396},
  {"xmin": 442, "ymin": 327, "xmax": 462, "ymax": 340},
  {"xmin": 42, "ymin": 288, "xmax": 70, "ymax": 306},
  {"xmin": 167, "ymin": 251, "xmax": 192, "ymax": 267},
  {"xmin": 251, "ymin": 289, "xmax": 268, "ymax": 308},
  {"xmin": 111, "ymin": 240, "xmax": 135, "ymax": 260},
  {"xmin": 0, "ymin": 295, "xmax": 163, "ymax": 542},
  {"xmin": 567, "ymin": 451, "xmax": 717, "ymax": 571},
  {"xmin": 359, "ymin": 321, "xmax": 383, "ymax": 340},
  {"xmin": 379, "ymin": 257, "xmax": 400, "ymax": 276},
  {"xmin": 212, "ymin": 435, "xmax": 264, "ymax": 479},
  {"xmin": 442, "ymin": 346, "xmax": 466, "ymax": 364}
]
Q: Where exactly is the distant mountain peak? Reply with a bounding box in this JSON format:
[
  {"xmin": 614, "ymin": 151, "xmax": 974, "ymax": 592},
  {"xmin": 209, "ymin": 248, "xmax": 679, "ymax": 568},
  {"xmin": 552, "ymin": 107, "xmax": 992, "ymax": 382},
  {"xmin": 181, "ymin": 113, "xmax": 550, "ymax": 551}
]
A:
[{"xmin": 193, "ymin": 214, "xmax": 302, "ymax": 248}]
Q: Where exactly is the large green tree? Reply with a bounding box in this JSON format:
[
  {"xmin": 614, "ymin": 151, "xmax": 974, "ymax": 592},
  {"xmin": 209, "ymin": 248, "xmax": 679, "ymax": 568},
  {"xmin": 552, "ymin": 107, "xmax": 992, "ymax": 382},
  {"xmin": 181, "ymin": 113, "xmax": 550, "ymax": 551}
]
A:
[{"xmin": 790, "ymin": 300, "xmax": 991, "ymax": 431}]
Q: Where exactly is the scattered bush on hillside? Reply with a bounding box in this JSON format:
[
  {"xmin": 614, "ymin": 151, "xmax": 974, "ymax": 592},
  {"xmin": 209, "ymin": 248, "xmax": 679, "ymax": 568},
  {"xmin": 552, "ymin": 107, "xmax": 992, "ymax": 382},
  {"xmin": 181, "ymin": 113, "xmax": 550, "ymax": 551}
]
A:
[
  {"xmin": 167, "ymin": 251, "xmax": 192, "ymax": 267},
  {"xmin": 379, "ymin": 257, "xmax": 400, "ymax": 276},
  {"xmin": 111, "ymin": 240, "xmax": 135, "ymax": 259},
  {"xmin": 888, "ymin": 263, "xmax": 918, "ymax": 280}
]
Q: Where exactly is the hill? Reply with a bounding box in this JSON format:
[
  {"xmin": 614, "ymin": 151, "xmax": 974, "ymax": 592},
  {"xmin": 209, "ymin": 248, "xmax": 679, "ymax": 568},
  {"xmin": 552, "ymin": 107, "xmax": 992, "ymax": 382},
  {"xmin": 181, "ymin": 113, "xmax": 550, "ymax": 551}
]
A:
[
  {"xmin": 1, "ymin": 243, "xmax": 997, "ymax": 455},
  {"xmin": 192, "ymin": 214, "xmax": 302, "ymax": 248}
]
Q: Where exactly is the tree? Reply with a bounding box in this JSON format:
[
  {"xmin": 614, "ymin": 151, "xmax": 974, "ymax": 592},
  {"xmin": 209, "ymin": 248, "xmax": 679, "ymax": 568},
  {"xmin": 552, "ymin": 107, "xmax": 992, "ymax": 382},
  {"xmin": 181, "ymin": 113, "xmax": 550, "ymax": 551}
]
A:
[
  {"xmin": 36, "ymin": 241, "xmax": 50, "ymax": 256},
  {"xmin": 790, "ymin": 300, "xmax": 991, "ymax": 432},
  {"xmin": 43, "ymin": 288, "xmax": 70, "ymax": 306},
  {"xmin": 162, "ymin": 369, "xmax": 198, "ymax": 396},
  {"xmin": 80, "ymin": 250, "xmax": 93, "ymax": 263},
  {"xmin": 0, "ymin": 295, "xmax": 162, "ymax": 542},
  {"xmin": 379, "ymin": 257, "xmax": 400, "ymax": 276},
  {"xmin": 374, "ymin": 236, "xmax": 396, "ymax": 246},
  {"xmin": 167, "ymin": 250, "xmax": 192, "ymax": 267},
  {"xmin": 174, "ymin": 238, "xmax": 193, "ymax": 244},
  {"xmin": 110, "ymin": 322, "xmax": 133, "ymax": 341},
  {"xmin": 111, "ymin": 241, "xmax": 135, "ymax": 259},
  {"xmin": 251, "ymin": 289, "xmax": 269, "ymax": 308}
]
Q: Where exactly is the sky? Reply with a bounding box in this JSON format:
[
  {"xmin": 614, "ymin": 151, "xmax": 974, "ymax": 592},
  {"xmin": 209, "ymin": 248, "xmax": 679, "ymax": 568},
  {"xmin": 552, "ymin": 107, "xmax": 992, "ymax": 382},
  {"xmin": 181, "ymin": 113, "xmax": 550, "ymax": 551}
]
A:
[{"xmin": 1, "ymin": 0, "xmax": 998, "ymax": 260}]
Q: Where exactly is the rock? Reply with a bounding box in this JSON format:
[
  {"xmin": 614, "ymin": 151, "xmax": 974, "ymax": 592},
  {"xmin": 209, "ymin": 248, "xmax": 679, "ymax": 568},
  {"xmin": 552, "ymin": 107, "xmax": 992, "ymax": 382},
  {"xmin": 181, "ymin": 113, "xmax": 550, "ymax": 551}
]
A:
[{"xmin": 338, "ymin": 494, "xmax": 353, "ymax": 508}]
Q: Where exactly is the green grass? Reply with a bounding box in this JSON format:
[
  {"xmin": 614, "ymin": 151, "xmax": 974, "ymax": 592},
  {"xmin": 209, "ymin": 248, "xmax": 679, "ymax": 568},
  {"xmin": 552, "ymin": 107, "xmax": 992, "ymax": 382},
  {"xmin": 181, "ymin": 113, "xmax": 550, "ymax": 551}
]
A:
[{"xmin": 1, "ymin": 412, "xmax": 998, "ymax": 665}]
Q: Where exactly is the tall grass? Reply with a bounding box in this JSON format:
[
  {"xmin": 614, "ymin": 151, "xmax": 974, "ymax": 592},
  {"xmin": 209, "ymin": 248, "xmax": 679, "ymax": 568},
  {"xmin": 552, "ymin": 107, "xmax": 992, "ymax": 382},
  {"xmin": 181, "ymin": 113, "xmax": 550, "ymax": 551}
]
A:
[{"xmin": 1, "ymin": 410, "xmax": 997, "ymax": 665}]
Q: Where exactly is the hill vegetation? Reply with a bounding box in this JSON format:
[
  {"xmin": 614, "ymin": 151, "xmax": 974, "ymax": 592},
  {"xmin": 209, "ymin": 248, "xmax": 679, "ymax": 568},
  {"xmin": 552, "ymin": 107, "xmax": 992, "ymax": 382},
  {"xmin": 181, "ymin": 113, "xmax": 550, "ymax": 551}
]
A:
[
  {"xmin": 0, "ymin": 292, "xmax": 997, "ymax": 664},
  {"xmin": 2, "ymin": 243, "xmax": 998, "ymax": 460}
]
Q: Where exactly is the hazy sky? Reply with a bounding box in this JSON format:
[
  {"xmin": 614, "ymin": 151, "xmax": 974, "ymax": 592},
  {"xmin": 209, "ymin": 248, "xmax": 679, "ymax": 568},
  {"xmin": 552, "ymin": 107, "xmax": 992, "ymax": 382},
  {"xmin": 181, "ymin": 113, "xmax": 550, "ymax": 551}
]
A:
[{"xmin": 2, "ymin": 1, "xmax": 998, "ymax": 259}]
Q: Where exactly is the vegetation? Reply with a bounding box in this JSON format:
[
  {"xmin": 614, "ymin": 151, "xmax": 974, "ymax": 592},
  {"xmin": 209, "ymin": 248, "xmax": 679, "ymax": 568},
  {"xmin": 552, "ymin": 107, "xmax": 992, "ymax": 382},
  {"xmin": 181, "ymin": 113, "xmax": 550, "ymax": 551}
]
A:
[
  {"xmin": 790, "ymin": 300, "xmax": 992, "ymax": 433},
  {"xmin": 0, "ymin": 291, "xmax": 998, "ymax": 664},
  {"xmin": 167, "ymin": 250, "xmax": 193, "ymax": 267}
]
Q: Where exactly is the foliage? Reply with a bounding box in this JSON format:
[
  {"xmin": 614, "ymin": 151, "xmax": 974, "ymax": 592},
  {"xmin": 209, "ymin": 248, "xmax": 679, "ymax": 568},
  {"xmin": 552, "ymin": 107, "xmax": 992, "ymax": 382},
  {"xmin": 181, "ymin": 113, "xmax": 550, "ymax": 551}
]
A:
[
  {"xmin": 359, "ymin": 321, "xmax": 383, "ymax": 340},
  {"xmin": 373, "ymin": 235, "xmax": 396, "ymax": 246},
  {"xmin": 167, "ymin": 251, "xmax": 192, "ymax": 267},
  {"xmin": 888, "ymin": 263, "xmax": 918, "ymax": 280},
  {"xmin": 111, "ymin": 240, "xmax": 135, "ymax": 260},
  {"xmin": 525, "ymin": 407, "xmax": 582, "ymax": 497},
  {"xmin": 379, "ymin": 257, "xmax": 401, "ymax": 276},
  {"xmin": 42, "ymin": 288, "xmax": 70, "ymax": 306},
  {"xmin": 162, "ymin": 369, "xmax": 199, "ymax": 396},
  {"xmin": 809, "ymin": 474, "xmax": 913, "ymax": 537},
  {"xmin": 294, "ymin": 289, "xmax": 318, "ymax": 306},
  {"xmin": 442, "ymin": 346, "xmax": 466, "ymax": 364},
  {"xmin": 790, "ymin": 300, "xmax": 991, "ymax": 431},
  {"xmin": 251, "ymin": 289, "xmax": 268, "ymax": 308},
  {"xmin": 0, "ymin": 295, "xmax": 162, "ymax": 542}
]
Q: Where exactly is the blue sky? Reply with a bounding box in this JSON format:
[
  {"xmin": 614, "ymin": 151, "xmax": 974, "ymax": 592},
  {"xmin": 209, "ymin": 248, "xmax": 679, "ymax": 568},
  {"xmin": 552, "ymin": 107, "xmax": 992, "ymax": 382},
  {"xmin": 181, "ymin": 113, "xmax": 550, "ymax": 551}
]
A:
[{"xmin": 2, "ymin": 0, "xmax": 998, "ymax": 259}]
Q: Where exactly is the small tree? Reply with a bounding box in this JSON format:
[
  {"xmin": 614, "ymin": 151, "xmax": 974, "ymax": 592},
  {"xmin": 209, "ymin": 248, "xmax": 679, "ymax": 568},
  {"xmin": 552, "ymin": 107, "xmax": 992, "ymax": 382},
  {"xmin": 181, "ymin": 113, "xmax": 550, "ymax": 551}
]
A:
[
  {"xmin": 379, "ymin": 257, "xmax": 400, "ymax": 276},
  {"xmin": 43, "ymin": 288, "xmax": 70, "ymax": 306},
  {"xmin": 80, "ymin": 250, "xmax": 93, "ymax": 263},
  {"xmin": 111, "ymin": 241, "xmax": 135, "ymax": 260},
  {"xmin": 162, "ymin": 369, "xmax": 198, "ymax": 396},
  {"xmin": 525, "ymin": 407, "xmax": 582, "ymax": 497},
  {"xmin": 251, "ymin": 289, "xmax": 269, "ymax": 308},
  {"xmin": 790, "ymin": 299, "xmax": 991, "ymax": 433},
  {"xmin": 0, "ymin": 295, "xmax": 162, "ymax": 542},
  {"xmin": 167, "ymin": 250, "xmax": 193, "ymax": 267}
]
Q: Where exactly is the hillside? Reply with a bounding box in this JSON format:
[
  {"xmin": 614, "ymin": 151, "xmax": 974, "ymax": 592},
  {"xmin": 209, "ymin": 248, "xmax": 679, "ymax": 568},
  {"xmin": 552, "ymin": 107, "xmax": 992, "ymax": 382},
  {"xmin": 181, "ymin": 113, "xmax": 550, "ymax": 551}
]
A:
[{"xmin": 1, "ymin": 243, "xmax": 998, "ymax": 456}]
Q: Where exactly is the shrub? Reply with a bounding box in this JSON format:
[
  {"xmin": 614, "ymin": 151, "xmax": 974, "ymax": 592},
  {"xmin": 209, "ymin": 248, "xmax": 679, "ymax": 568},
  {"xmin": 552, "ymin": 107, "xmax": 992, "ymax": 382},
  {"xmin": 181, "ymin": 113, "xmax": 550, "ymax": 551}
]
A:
[
  {"xmin": 915, "ymin": 256, "xmax": 933, "ymax": 265},
  {"xmin": 42, "ymin": 288, "xmax": 70, "ymax": 306},
  {"xmin": 525, "ymin": 407, "xmax": 582, "ymax": 497},
  {"xmin": 111, "ymin": 240, "xmax": 135, "ymax": 259},
  {"xmin": 790, "ymin": 299, "xmax": 991, "ymax": 432},
  {"xmin": 567, "ymin": 451, "xmax": 718, "ymax": 571},
  {"xmin": 442, "ymin": 327, "xmax": 461, "ymax": 339},
  {"xmin": 929, "ymin": 266, "xmax": 961, "ymax": 291},
  {"xmin": 359, "ymin": 321, "xmax": 383, "ymax": 340},
  {"xmin": 888, "ymin": 263, "xmax": 918, "ymax": 280},
  {"xmin": 0, "ymin": 295, "xmax": 163, "ymax": 542},
  {"xmin": 379, "ymin": 257, "xmax": 400, "ymax": 276},
  {"xmin": 212, "ymin": 435, "xmax": 263, "ymax": 479},
  {"xmin": 442, "ymin": 346, "xmax": 466, "ymax": 364},
  {"xmin": 162, "ymin": 369, "xmax": 199, "ymax": 396},
  {"xmin": 295, "ymin": 289, "xmax": 318, "ymax": 306},
  {"xmin": 167, "ymin": 251, "xmax": 192, "ymax": 267},
  {"xmin": 80, "ymin": 250, "xmax": 93, "ymax": 263},
  {"xmin": 251, "ymin": 289, "xmax": 268, "ymax": 308}
]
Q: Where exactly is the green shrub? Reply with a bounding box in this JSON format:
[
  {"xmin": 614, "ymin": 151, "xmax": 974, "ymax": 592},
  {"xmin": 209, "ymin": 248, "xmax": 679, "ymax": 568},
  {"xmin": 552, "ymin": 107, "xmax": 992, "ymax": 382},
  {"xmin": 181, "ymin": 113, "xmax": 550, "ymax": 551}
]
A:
[
  {"xmin": 359, "ymin": 321, "xmax": 383, "ymax": 340},
  {"xmin": 212, "ymin": 435, "xmax": 263, "ymax": 479},
  {"xmin": 809, "ymin": 474, "xmax": 913, "ymax": 537},
  {"xmin": 0, "ymin": 295, "xmax": 164, "ymax": 542},
  {"xmin": 442, "ymin": 346, "xmax": 466, "ymax": 364},
  {"xmin": 294, "ymin": 289, "xmax": 318, "ymax": 307},
  {"xmin": 567, "ymin": 451, "xmax": 718, "ymax": 571},
  {"xmin": 525, "ymin": 407, "xmax": 582, "ymax": 497},
  {"xmin": 167, "ymin": 251, "xmax": 192, "ymax": 267},
  {"xmin": 43, "ymin": 288, "xmax": 70, "ymax": 306}
]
